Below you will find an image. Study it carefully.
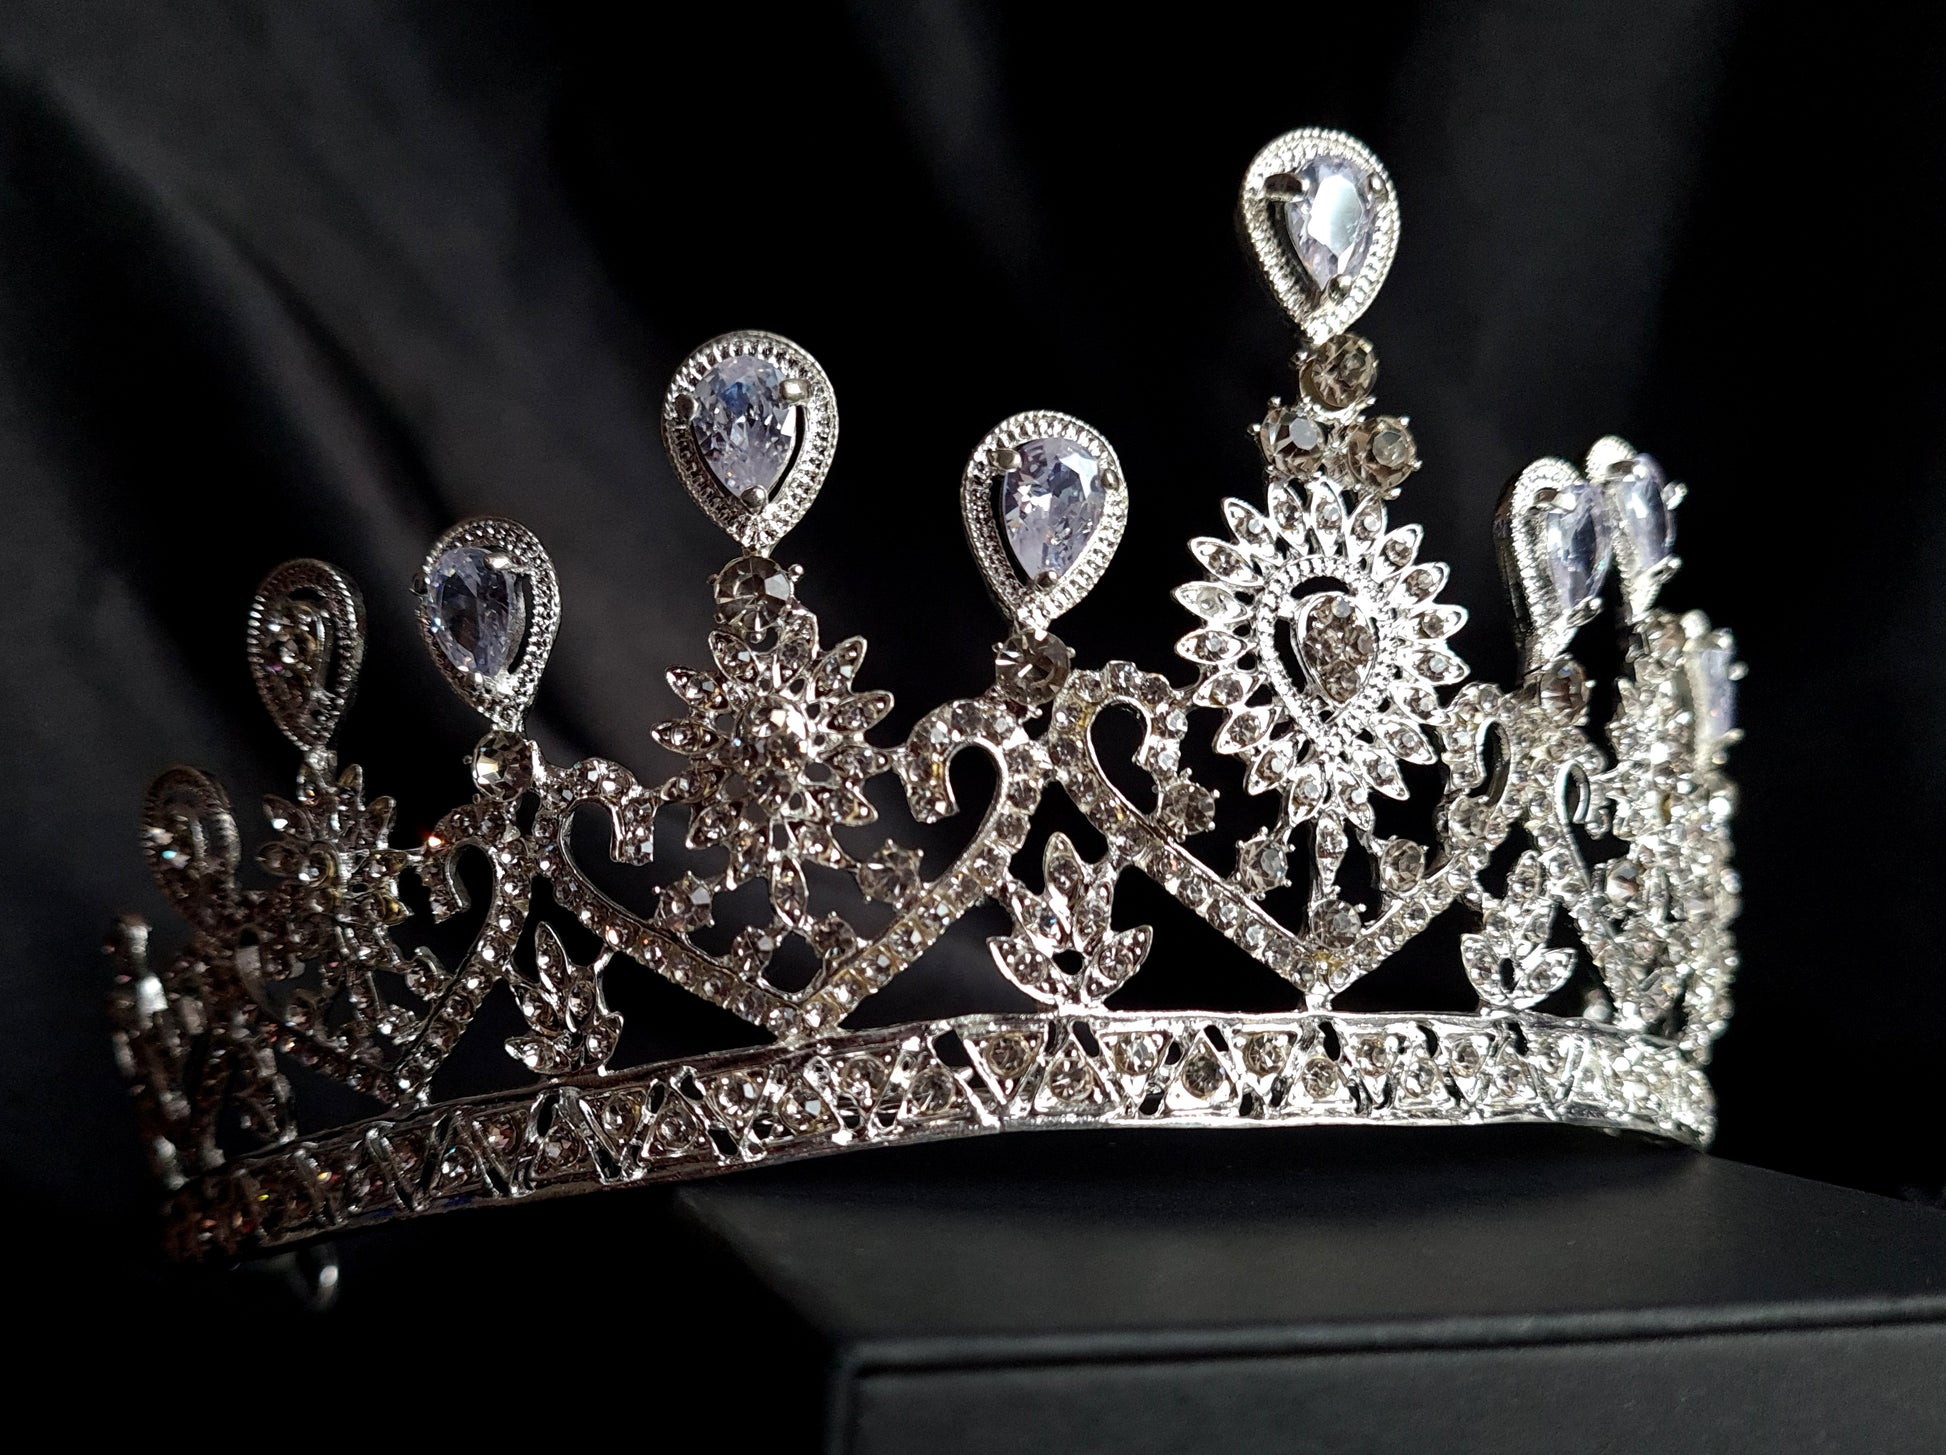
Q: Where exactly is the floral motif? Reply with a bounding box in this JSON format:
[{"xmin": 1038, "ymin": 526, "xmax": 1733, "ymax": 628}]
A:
[
  {"xmin": 251, "ymin": 761, "xmax": 416, "ymax": 1071},
  {"xmin": 649, "ymin": 557, "xmax": 897, "ymax": 948},
  {"xmin": 1175, "ymin": 475, "xmax": 1465, "ymax": 881},
  {"xmin": 256, "ymin": 763, "xmax": 411, "ymax": 960}
]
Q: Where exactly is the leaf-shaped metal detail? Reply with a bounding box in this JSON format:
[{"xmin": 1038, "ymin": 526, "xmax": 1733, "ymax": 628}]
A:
[
  {"xmin": 414, "ymin": 517, "xmax": 560, "ymax": 730},
  {"xmin": 505, "ymin": 923, "xmax": 621, "ymax": 1076},
  {"xmin": 1240, "ymin": 128, "xmax": 1401, "ymax": 345},
  {"xmin": 990, "ymin": 833, "xmax": 1151, "ymax": 1008},
  {"xmin": 961, "ymin": 410, "xmax": 1128, "ymax": 630},
  {"xmin": 662, "ymin": 330, "xmax": 837, "ymax": 553},
  {"xmin": 1463, "ymin": 849, "xmax": 1580, "ymax": 1009},
  {"xmin": 246, "ymin": 560, "xmax": 366, "ymax": 758}
]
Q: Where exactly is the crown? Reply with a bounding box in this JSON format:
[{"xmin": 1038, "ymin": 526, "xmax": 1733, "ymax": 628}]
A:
[{"xmin": 111, "ymin": 128, "xmax": 1743, "ymax": 1259}]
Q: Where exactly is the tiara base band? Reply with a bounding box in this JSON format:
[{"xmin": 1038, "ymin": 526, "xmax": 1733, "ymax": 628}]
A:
[{"xmin": 162, "ymin": 1007, "xmax": 1707, "ymax": 1258}]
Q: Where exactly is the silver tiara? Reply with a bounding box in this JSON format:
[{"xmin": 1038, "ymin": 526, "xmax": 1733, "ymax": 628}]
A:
[{"xmin": 111, "ymin": 128, "xmax": 1742, "ymax": 1259}]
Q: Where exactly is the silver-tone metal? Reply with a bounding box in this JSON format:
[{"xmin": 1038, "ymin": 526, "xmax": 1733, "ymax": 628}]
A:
[
  {"xmin": 157, "ymin": 1007, "xmax": 1711, "ymax": 1257},
  {"xmin": 660, "ymin": 329, "xmax": 838, "ymax": 553},
  {"xmin": 246, "ymin": 560, "xmax": 366, "ymax": 764},
  {"xmin": 111, "ymin": 126, "xmax": 1744, "ymax": 1260},
  {"xmin": 961, "ymin": 410, "xmax": 1128, "ymax": 630},
  {"xmin": 1240, "ymin": 128, "xmax": 1400, "ymax": 343}
]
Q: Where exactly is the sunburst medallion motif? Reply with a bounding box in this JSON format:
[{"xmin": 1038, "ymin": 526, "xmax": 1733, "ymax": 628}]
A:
[{"xmin": 1174, "ymin": 387, "xmax": 1465, "ymax": 902}]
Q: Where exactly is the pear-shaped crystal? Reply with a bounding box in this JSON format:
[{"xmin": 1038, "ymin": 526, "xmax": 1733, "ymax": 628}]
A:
[
  {"xmin": 1687, "ymin": 641, "xmax": 1738, "ymax": 758},
  {"xmin": 1282, "ymin": 158, "xmax": 1374, "ymax": 292},
  {"xmin": 690, "ymin": 356, "xmax": 800, "ymax": 502},
  {"xmin": 1616, "ymin": 454, "xmax": 1675, "ymax": 573},
  {"xmin": 1000, "ymin": 437, "xmax": 1105, "ymax": 584},
  {"xmin": 429, "ymin": 547, "xmax": 523, "ymax": 678},
  {"xmin": 1541, "ymin": 479, "xmax": 1611, "ymax": 615}
]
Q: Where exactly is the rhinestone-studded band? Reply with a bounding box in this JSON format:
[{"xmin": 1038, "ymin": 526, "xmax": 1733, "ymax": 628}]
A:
[{"xmin": 169, "ymin": 1008, "xmax": 1708, "ymax": 1258}]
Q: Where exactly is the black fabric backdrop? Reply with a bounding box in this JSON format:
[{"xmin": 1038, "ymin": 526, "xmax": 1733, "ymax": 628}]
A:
[{"xmin": 3, "ymin": 1, "xmax": 1943, "ymax": 1254}]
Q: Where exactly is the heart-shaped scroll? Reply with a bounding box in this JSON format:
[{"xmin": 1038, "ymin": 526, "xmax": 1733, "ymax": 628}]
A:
[
  {"xmin": 246, "ymin": 559, "xmax": 366, "ymax": 757},
  {"xmin": 1041, "ymin": 664, "xmax": 1494, "ymax": 1008},
  {"xmin": 962, "ymin": 410, "xmax": 1129, "ymax": 631},
  {"xmin": 415, "ymin": 517, "xmax": 560, "ymax": 731},
  {"xmin": 1240, "ymin": 127, "xmax": 1400, "ymax": 345},
  {"xmin": 662, "ymin": 330, "xmax": 838, "ymax": 554}
]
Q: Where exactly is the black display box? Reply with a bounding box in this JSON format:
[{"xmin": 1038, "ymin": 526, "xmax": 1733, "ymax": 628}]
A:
[
  {"xmin": 659, "ymin": 1128, "xmax": 1946, "ymax": 1453},
  {"xmin": 111, "ymin": 1125, "xmax": 1946, "ymax": 1451}
]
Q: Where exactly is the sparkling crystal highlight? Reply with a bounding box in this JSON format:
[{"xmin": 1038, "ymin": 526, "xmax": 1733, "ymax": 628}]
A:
[
  {"xmin": 1541, "ymin": 480, "xmax": 1612, "ymax": 614},
  {"xmin": 690, "ymin": 356, "xmax": 800, "ymax": 502},
  {"xmin": 1617, "ymin": 454, "xmax": 1675, "ymax": 574},
  {"xmin": 1000, "ymin": 437, "xmax": 1106, "ymax": 584},
  {"xmin": 429, "ymin": 547, "xmax": 523, "ymax": 679},
  {"xmin": 1282, "ymin": 158, "xmax": 1374, "ymax": 292}
]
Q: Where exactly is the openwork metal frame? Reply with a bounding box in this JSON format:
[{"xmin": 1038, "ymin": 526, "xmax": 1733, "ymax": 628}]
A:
[{"xmin": 110, "ymin": 128, "xmax": 1742, "ymax": 1259}]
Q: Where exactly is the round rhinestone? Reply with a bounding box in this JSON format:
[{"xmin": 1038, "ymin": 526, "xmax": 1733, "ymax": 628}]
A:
[
  {"xmin": 995, "ymin": 626, "xmax": 1073, "ymax": 706},
  {"xmin": 1261, "ymin": 407, "xmax": 1328, "ymax": 476},
  {"xmin": 714, "ymin": 556, "xmax": 795, "ymax": 637},
  {"xmin": 1180, "ymin": 1051, "xmax": 1227, "ymax": 1099},
  {"xmin": 1347, "ymin": 416, "xmax": 1417, "ymax": 492},
  {"xmin": 1300, "ymin": 333, "xmax": 1378, "ymax": 410}
]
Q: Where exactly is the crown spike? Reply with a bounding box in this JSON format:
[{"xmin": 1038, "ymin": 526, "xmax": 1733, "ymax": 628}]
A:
[
  {"xmin": 246, "ymin": 559, "xmax": 366, "ymax": 768},
  {"xmin": 1588, "ymin": 436, "xmax": 1685, "ymax": 622},
  {"xmin": 661, "ymin": 329, "xmax": 837, "ymax": 553},
  {"xmin": 1495, "ymin": 458, "xmax": 1613, "ymax": 677},
  {"xmin": 1241, "ymin": 128, "xmax": 1400, "ymax": 343},
  {"xmin": 961, "ymin": 410, "xmax": 1128, "ymax": 633}
]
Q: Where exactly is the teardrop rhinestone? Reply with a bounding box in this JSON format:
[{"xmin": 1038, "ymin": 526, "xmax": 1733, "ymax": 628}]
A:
[
  {"xmin": 429, "ymin": 547, "xmax": 524, "ymax": 678},
  {"xmin": 1281, "ymin": 157, "xmax": 1374, "ymax": 292},
  {"xmin": 999, "ymin": 437, "xmax": 1106, "ymax": 585},
  {"xmin": 690, "ymin": 356, "xmax": 801, "ymax": 503},
  {"xmin": 1616, "ymin": 454, "xmax": 1675, "ymax": 574},
  {"xmin": 1540, "ymin": 479, "xmax": 1612, "ymax": 615}
]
